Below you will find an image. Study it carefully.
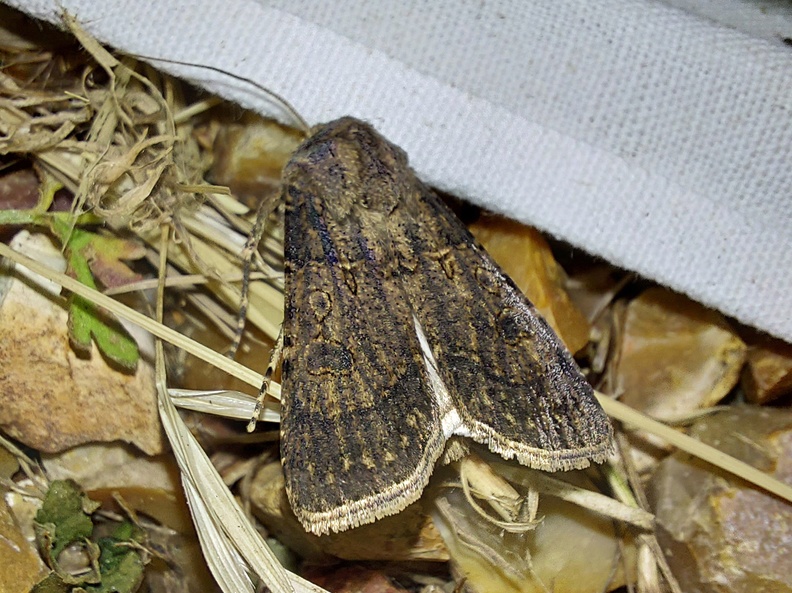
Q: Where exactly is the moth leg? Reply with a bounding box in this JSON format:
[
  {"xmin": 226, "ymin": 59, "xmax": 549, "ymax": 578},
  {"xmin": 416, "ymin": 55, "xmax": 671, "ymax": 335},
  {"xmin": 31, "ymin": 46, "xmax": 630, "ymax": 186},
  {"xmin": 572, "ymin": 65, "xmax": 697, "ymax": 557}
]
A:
[
  {"xmin": 228, "ymin": 195, "xmax": 280, "ymax": 358},
  {"xmin": 247, "ymin": 324, "xmax": 284, "ymax": 432}
]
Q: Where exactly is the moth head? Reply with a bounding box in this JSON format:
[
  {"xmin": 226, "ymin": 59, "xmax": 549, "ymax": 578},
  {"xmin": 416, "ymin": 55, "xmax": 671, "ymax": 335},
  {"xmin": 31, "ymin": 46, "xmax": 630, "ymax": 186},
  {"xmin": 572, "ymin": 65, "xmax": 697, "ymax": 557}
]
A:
[{"xmin": 291, "ymin": 117, "xmax": 414, "ymax": 217}]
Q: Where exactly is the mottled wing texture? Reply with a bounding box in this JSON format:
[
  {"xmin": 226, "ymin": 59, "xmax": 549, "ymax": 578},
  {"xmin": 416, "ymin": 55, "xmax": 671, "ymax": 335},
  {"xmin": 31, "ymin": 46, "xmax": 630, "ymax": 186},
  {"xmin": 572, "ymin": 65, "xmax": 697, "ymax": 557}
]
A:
[
  {"xmin": 281, "ymin": 119, "xmax": 445, "ymax": 534},
  {"xmin": 281, "ymin": 117, "xmax": 613, "ymax": 535},
  {"xmin": 397, "ymin": 183, "xmax": 614, "ymax": 471}
]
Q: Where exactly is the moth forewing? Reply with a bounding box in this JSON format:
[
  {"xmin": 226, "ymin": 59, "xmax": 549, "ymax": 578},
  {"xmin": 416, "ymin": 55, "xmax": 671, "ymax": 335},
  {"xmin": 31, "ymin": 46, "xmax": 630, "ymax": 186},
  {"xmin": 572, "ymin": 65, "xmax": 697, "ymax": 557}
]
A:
[{"xmin": 280, "ymin": 117, "xmax": 613, "ymax": 535}]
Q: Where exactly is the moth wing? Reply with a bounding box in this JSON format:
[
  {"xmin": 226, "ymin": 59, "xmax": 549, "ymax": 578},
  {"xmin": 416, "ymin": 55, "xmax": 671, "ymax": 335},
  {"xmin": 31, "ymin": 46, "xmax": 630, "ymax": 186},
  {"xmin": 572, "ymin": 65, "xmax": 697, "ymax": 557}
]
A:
[
  {"xmin": 400, "ymin": 186, "xmax": 613, "ymax": 471},
  {"xmin": 281, "ymin": 186, "xmax": 445, "ymax": 535}
]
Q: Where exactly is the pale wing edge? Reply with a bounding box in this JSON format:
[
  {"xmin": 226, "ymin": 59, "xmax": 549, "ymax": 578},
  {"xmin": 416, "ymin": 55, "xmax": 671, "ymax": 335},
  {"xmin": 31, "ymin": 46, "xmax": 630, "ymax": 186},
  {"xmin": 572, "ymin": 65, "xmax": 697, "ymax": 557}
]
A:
[
  {"xmin": 290, "ymin": 412, "xmax": 447, "ymax": 535},
  {"xmin": 451, "ymin": 252, "xmax": 615, "ymax": 471}
]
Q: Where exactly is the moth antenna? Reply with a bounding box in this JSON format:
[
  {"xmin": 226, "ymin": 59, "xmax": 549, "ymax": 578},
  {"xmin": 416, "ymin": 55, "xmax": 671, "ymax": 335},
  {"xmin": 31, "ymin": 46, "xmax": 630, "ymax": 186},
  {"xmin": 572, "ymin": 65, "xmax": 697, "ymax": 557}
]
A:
[{"xmin": 125, "ymin": 52, "xmax": 311, "ymax": 135}]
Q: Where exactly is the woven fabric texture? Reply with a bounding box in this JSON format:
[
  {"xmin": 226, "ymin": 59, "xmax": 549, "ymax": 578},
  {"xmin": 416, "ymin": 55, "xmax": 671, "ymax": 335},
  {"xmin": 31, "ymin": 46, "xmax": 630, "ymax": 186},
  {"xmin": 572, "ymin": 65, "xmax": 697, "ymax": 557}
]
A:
[{"xmin": 7, "ymin": 0, "xmax": 792, "ymax": 340}]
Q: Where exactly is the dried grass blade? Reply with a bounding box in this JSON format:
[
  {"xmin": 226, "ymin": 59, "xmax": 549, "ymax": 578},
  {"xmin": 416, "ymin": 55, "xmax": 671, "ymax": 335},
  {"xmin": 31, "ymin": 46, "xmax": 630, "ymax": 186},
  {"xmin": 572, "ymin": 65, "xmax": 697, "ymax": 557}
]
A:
[{"xmin": 597, "ymin": 393, "xmax": 792, "ymax": 504}]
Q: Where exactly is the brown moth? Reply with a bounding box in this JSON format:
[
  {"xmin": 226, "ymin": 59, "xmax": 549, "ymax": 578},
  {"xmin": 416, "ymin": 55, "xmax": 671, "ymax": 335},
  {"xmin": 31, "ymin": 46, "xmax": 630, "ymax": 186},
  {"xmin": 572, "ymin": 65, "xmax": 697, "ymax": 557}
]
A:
[{"xmin": 280, "ymin": 117, "xmax": 613, "ymax": 535}]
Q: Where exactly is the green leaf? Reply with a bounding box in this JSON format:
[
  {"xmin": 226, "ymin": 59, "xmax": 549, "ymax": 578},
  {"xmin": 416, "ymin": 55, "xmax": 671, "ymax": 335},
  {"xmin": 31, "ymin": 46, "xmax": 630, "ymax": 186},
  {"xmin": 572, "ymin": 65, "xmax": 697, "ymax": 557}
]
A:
[
  {"xmin": 30, "ymin": 572, "xmax": 71, "ymax": 593},
  {"xmin": 50, "ymin": 219, "xmax": 141, "ymax": 370},
  {"xmin": 32, "ymin": 485, "xmax": 147, "ymax": 593},
  {"xmin": 0, "ymin": 209, "xmax": 100, "ymax": 226},
  {"xmin": 83, "ymin": 534, "xmax": 145, "ymax": 593},
  {"xmin": 34, "ymin": 480, "xmax": 98, "ymax": 560},
  {"xmin": 0, "ymin": 174, "xmax": 99, "ymax": 227}
]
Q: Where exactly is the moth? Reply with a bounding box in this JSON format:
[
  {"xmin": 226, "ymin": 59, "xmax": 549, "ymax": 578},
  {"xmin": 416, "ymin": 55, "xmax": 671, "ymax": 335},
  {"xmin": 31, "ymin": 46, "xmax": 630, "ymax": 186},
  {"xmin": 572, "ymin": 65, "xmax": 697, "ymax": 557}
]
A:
[{"xmin": 280, "ymin": 117, "xmax": 613, "ymax": 535}]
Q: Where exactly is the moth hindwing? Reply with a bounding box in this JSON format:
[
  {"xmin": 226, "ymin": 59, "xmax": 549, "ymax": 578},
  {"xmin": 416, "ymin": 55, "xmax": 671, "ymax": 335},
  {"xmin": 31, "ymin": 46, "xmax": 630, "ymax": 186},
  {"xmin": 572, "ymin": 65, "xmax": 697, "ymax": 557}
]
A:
[{"xmin": 280, "ymin": 117, "xmax": 613, "ymax": 535}]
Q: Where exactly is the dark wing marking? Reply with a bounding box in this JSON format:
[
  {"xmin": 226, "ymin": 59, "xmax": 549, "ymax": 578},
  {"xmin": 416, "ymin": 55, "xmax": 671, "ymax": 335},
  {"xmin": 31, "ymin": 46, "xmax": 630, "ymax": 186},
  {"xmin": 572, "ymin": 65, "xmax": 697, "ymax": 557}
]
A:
[
  {"xmin": 281, "ymin": 120, "xmax": 444, "ymax": 535},
  {"xmin": 395, "ymin": 182, "xmax": 613, "ymax": 470}
]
